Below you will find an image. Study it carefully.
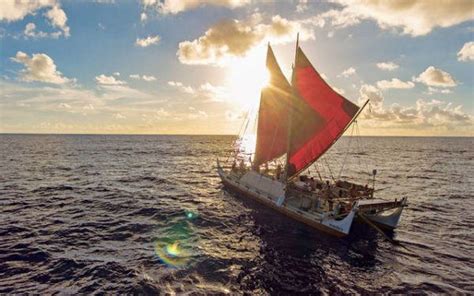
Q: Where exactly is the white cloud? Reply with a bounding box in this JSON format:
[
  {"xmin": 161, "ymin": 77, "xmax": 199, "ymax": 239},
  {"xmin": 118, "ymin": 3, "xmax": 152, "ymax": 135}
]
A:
[
  {"xmin": 113, "ymin": 72, "xmax": 120, "ymax": 76},
  {"xmin": 83, "ymin": 104, "xmax": 95, "ymax": 110},
  {"xmin": 95, "ymin": 74, "xmax": 126, "ymax": 85},
  {"xmin": 0, "ymin": 0, "xmax": 55, "ymax": 22},
  {"xmin": 296, "ymin": 0, "xmax": 308, "ymax": 13},
  {"xmin": 0, "ymin": 1, "xmax": 70, "ymax": 38},
  {"xmin": 168, "ymin": 80, "xmax": 228, "ymax": 101},
  {"xmin": 58, "ymin": 102, "xmax": 71, "ymax": 109},
  {"xmin": 414, "ymin": 66, "xmax": 457, "ymax": 88},
  {"xmin": 317, "ymin": 8, "xmax": 361, "ymax": 29},
  {"xmin": 177, "ymin": 14, "xmax": 314, "ymax": 65},
  {"xmin": 188, "ymin": 110, "xmax": 208, "ymax": 119},
  {"xmin": 168, "ymin": 81, "xmax": 195, "ymax": 94},
  {"xmin": 24, "ymin": 23, "xmax": 48, "ymax": 39},
  {"xmin": 140, "ymin": 12, "xmax": 148, "ymax": 22},
  {"xmin": 427, "ymin": 87, "xmax": 452, "ymax": 95},
  {"xmin": 321, "ymin": 0, "xmax": 474, "ymax": 36},
  {"xmin": 135, "ymin": 35, "xmax": 160, "ymax": 47},
  {"xmin": 376, "ymin": 61, "xmax": 399, "ymax": 71},
  {"xmin": 457, "ymin": 41, "xmax": 474, "ymax": 62},
  {"xmin": 376, "ymin": 78, "xmax": 414, "ymax": 90},
  {"xmin": 114, "ymin": 113, "xmax": 126, "ymax": 119},
  {"xmin": 142, "ymin": 0, "xmax": 250, "ymax": 15},
  {"xmin": 333, "ymin": 86, "xmax": 345, "ymax": 95},
  {"xmin": 156, "ymin": 108, "xmax": 170, "ymax": 117},
  {"xmin": 44, "ymin": 5, "xmax": 70, "ymax": 37},
  {"xmin": 11, "ymin": 51, "xmax": 71, "ymax": 84},
  {"xmin": 358, "ymin": 84, "xmax": 472, "ymax": 130},
  {"xmin": 130, "ymin": 74, "xmax": 157, "ymax": 81},
  {"xmin": 340, "ymin": 67, "xmax": 356, "ymax": 77},
  {"xmin": 142, "ymin": 75, "xmax": 156, "ymax": 81}
]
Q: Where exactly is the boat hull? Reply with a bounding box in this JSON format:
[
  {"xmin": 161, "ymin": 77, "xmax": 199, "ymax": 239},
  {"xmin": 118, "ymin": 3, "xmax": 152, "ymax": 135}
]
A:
[{"xmin": 217, "ymin": 165, "xmax": 356, "ymax": 237}]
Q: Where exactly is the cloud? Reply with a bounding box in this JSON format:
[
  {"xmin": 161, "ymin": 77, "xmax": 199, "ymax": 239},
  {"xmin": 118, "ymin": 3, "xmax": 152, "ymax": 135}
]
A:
[
  {"xmin": 58, "ymin": 102, "xmax": 71, "ymax": 109},
  {"xmin": 376, "ymin": 61, "xmax": 399, "ymax": 71},
  {"xmin": 322, "ymin": 0, "xmax": 474, "ymax": 36},
  {"xmin": 24, "ymin": 23, "xmax": 48, "ymax": 39},
  {"xmin": 376, "ymin": 78, "xmax": 414, "ymax": 90},
  {"xmin": 177, "ymin": 14, "xmax": 314, "ymax": 65},
  {"xmin": 140, "ymin": 12, "xmax": 147, "ymax": 22},
  {"xmin": 135, "ymin": 35, "xmax": 160, "ymax": 47},
  {"xmin": 114, "ymin": 113, "xmax": 126, "ymax": 119},
  {"xmin": 129, "ymin": 74, "xmax": 157, "ymax": 81},
  {"xmin": 0, "ymin": 79, "xmax": 161, "ymax": 132},
  {"xmin": 332, "ymin": 86, "xmax": 345, "ymax": 95},
  {"xmin": 0, "ymin": 0, "xmax": 55, "ymax": 22},
  {"xmin": 142, "ymin": 75, "xmax": 156, "ymax": 81},
  {"xmin": 44, "ymin": 5, "xmax": 70, "ymax": 37},
  {"xmin": 414, "ymin": 66, "xmax": 457, "ymax": 87},
  {"xmin": 358, "ymin": 84, "xmax": 472, "ymax": 130},
  {"xmin": 457, "ymin": 41, "xmax": 474, "ymax": 61},
  {"xmin": 168, "ymin": 80, "xmax": 228, "ymax": 101},
  {"xmin": 11, "ymin": 51, "xmax": 71, "ymax": 84},
  {"xmin": 95, "ymin": 74, "xmax": 126, "ymax": 85},
  {"xmin": 188, "ymin": 110, "xmax": 208, "ymax": 119},
  {"xmin": 156, "ymin": 108, "xmax": 170, "ymax": 117},
  {"xmin": 168, "ymin": 81, "xmax": 195, "ymax": 94},
  {"xmin": 427, "ymin": 87, "xmax": 452, "ymax": 95},
  {"xmin": 296, "ymin": 0, "xmax": 308, "ymax": 13},
  {"xmin": 0, "ymin": 1, "xmax": 70, "ymax": 38},
  {"xmin": 142, "ymin": 0, "xmax": 250, "ymax": 15},
  {"xmin": 340, "ymin": 67, "xmax": 356, "ymax": 77}
]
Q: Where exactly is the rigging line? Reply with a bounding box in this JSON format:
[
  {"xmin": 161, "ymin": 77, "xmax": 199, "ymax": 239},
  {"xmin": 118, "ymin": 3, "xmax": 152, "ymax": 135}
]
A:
[
  {"xmin": 324, "ymin": 157, "xmax": 336, "ymax": 182},
  {"xmin": 287, "ymin": 99, "xmax": 370, "ymax": 182},
  {"xmin": 227, "ymin": 107, "xmax": 251, "ymax": 163},
  {"xmin": 232, "ymin": 107, "xmax": 252, "ymax": 163},
  {"xmin": 337, "ymin": 122, "xmax": 355, "ymax": 179},
  {"xmin": 358, "ymin": 213, "xmax": 412, "ymax": 253},
  {"xmin": 315, "ymin": 162, "xmax": 323, "ymax": 182},
  {"xmin": 355, "ymin": 121, "xmax": 371, "ymax": 184}
]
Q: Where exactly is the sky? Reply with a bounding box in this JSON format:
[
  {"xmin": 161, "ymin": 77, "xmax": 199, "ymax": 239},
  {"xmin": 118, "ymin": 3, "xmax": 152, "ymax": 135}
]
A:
[{"xmin": 0, "ymin": 0, "xmax": 473, "ymax": 136}]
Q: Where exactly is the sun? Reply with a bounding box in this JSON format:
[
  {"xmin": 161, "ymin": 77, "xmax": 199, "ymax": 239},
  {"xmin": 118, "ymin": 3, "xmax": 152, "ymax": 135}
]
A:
[{"xmin": 226, "ymin": 48, "xmax": 270, "ymax": 109}]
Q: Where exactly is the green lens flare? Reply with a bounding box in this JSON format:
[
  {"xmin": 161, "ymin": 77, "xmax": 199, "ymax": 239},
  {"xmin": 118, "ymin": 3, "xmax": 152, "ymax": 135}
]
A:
[{"xmin": 154, "ymin": 209, "xmax": 198, "ymax": 267}]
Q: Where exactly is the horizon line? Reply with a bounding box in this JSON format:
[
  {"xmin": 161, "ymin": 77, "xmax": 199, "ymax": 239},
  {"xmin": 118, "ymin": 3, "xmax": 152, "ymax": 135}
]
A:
[{"xmin": 0, "ymin": 132, "xmax": 472, "ymax": 138}]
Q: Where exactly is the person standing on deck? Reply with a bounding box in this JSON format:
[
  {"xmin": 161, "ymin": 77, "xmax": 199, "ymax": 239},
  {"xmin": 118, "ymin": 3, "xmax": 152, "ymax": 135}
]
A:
[
  {"xmin": 275, "ymin": 164, "xmax": 282, "ymax": 180},
  {"xmin": 239, "ymin": 159, "xmax": 245, "ymax": 173},
  {"xmin": 324, "ymin": 181, "xmax": 334, "ymax": 211}
]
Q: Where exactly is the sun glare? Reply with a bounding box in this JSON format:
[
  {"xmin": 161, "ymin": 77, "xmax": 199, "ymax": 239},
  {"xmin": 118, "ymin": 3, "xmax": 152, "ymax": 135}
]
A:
[{"xmin": 226, "ymin": 48, "xmax": 270, "ymax": 109}]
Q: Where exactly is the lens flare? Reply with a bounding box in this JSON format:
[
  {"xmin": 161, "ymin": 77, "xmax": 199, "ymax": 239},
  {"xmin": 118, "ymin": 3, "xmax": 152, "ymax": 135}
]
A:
[{"xmin": 154, "ymin": 209, "xmax": 199, "ymax": 268}]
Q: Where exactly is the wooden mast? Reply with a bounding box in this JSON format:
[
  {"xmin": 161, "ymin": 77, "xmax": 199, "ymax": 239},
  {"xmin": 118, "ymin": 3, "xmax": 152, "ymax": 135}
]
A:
[{"xmin": 284, "ymin": 33, "xmax": 299, "ymax": 184}]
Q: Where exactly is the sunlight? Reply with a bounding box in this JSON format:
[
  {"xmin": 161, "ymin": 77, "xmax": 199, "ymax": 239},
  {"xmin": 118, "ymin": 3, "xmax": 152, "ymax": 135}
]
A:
[
  {"xmin": 238, "ymin": 133, "xmax": 257, "ymax": 159},
  {"xmin": 226, "ymin": 47, "xmax": 270, "ymax": 109}
]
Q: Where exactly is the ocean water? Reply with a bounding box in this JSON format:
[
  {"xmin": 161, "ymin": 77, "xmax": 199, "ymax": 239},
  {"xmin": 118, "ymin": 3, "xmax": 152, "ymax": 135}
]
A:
[{"xmin": 0, "ymin": 134, "xmax": 472, "ymax": 294}]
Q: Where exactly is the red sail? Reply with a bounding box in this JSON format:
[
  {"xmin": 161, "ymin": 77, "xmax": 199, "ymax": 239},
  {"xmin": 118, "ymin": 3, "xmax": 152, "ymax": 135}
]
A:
[
  {"xmin": 287, "ymin": 47, "xmax": 359, "ymax": 177},
  {"xmin": 254, "ymin": 45, "xmax": 292, "ymax": 167}
]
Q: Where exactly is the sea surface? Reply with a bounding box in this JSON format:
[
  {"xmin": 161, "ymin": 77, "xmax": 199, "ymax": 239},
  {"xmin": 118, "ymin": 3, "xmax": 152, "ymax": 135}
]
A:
[{"xmin": 0, "ymin": 134, "xmax": 473, "ymax": 295}]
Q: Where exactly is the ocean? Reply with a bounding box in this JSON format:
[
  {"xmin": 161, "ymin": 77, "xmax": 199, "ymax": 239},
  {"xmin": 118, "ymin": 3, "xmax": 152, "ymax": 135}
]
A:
[{"xmin": 0, "ymin": 134, "xmax": 472, "ymax": 294}]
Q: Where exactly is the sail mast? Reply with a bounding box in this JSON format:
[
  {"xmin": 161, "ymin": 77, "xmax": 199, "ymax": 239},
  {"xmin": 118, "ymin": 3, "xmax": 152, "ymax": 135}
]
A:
[{"xmin": 284, "ymin": 33, "xmax": 299, "ymax": 182}]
